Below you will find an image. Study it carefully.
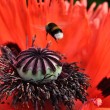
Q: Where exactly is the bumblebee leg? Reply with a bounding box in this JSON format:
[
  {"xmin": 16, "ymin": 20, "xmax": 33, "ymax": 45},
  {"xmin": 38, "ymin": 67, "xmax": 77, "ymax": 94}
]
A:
[
  {"xmin": 55, "ymin": 38, "xmax": 58, "ymax": 43},
  {"xmin": 46, "ymin": 32, "xmax": 48, "ymax": 40}
]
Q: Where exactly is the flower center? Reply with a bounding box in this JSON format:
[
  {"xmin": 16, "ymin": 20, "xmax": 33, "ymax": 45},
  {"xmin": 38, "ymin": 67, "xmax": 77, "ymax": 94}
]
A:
[{"xmin": 15, "ymin": 47, "xmax": 62, "ymax": 82}]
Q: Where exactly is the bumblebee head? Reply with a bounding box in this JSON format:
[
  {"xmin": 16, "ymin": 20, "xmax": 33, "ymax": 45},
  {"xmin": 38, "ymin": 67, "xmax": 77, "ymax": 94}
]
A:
[
  {"xmin": 45, "ymin": 22, "xmax": 56, "ymax": 32},
  {"xmin": 45, "ymin": 24, "xmax": 49, "ymax": 33}
]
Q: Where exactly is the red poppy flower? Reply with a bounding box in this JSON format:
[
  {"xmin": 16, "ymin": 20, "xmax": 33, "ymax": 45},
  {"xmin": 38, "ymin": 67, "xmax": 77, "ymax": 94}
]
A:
[{"xmin": 0, "ymin": 0, "xmax": 109, "ymax": 110}]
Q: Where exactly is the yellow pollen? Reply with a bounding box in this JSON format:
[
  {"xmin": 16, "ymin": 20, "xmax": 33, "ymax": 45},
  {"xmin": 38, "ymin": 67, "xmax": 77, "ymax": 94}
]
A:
[{"xmin": 52, "ymin": 26, "xmax": 59, "ymax": 31}]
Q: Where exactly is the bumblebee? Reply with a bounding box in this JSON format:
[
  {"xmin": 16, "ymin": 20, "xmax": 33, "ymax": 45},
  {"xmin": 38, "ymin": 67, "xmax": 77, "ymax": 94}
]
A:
[{"xmin": 45, "ymin": 22, "xmax": 63, "ymax": 41}]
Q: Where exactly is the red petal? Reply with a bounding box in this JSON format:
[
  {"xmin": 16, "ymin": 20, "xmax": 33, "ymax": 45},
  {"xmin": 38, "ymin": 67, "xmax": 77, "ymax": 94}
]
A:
[{"xmin": 85, "ymin": 12, "xmax": 110, "ymax": 105}]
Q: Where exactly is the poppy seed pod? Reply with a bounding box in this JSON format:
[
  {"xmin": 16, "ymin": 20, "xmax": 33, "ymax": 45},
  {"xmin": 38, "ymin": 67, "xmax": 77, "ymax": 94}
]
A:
[{"xmin": 15, "ymin": 47, "xmax": 62, "ymax": 82}]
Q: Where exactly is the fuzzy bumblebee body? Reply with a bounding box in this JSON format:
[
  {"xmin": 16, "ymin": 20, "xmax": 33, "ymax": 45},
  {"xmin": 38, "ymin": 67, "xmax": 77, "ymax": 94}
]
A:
[{"xmin": 45, "ymin": 22, "xmax": 63, "ymax": 41}]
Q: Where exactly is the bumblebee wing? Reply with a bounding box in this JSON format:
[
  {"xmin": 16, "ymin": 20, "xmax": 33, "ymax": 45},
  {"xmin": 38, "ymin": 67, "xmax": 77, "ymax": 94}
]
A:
[
  {"xmin": 31, "ymin": 25, "xmax": 45, "ymax": 31},
  {"xmin": 56, "ymin": 22, "xmax": 67, "ymax": 28}
]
